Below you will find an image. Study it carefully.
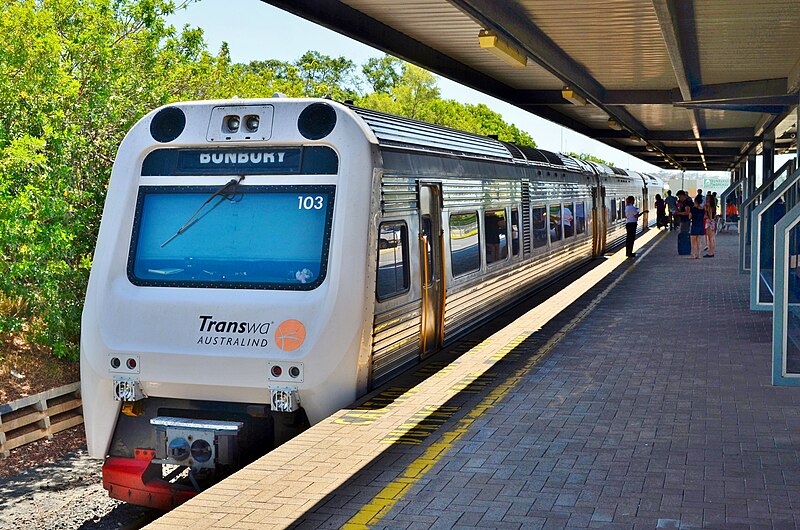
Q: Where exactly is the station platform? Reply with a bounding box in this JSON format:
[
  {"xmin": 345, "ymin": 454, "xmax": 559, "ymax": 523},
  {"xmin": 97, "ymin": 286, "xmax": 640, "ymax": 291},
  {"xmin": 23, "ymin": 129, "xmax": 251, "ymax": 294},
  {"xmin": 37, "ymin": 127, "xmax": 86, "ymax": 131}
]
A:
[{"xmin": 147, "ymin": 228, "xmax": 800, "ymax": 530}]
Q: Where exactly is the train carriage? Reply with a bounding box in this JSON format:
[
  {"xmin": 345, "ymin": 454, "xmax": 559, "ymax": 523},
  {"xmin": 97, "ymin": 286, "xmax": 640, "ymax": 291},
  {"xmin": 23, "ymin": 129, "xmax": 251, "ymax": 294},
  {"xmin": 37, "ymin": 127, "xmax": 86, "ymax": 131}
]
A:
[{"xmin": 81, "ymin": 97, "xmax": 651, "ymax": 509}]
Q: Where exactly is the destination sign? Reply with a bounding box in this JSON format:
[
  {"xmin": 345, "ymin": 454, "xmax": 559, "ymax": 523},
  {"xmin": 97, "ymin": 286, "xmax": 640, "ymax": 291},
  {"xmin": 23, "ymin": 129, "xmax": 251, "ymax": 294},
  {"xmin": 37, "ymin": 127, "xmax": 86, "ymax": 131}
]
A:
[{"xmin": 142, "ymin": 146, "xmax": 338, "ymax": 176}]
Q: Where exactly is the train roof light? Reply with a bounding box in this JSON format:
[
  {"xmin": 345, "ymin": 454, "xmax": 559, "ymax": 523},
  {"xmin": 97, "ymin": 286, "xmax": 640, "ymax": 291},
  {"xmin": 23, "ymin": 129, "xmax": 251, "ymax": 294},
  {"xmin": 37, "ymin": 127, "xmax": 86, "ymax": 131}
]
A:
[{"xmin": 298, "ymin": 103, "xmax": 337, "ymax": 140}]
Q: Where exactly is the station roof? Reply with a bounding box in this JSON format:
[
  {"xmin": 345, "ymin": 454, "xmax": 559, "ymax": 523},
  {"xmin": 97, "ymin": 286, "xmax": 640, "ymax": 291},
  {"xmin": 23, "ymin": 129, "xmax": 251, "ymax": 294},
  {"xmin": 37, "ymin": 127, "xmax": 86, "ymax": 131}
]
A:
[{"xmin": 263, "ymin": 0, "xmax": 799, "ymax": 172}]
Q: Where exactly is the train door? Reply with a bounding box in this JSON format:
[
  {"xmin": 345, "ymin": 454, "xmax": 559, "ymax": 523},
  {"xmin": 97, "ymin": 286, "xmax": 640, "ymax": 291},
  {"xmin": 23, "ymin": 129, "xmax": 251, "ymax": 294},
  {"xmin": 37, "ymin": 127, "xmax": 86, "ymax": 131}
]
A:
[
  {"xmin": 418, "ymin": 183, "xmax": 445, "ymax": 358},
  {"xmin": 592, "ymin": 185, "xmax": 607, "ymax": 256}
]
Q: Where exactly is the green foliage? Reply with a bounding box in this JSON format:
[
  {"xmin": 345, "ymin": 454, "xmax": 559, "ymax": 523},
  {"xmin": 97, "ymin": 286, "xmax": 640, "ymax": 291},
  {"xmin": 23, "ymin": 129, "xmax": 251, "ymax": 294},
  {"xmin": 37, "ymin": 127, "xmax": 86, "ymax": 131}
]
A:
[
  {"xmin": 0, "ymin": 0, "xmax": 209, "ymax": 358},
  {"xmin": 567, "ymin": 152, "xmax": 611, "ymax": 166},
  {"xmin": 0, "ymin": 5, "xmax": 540, "ymax": 360}
]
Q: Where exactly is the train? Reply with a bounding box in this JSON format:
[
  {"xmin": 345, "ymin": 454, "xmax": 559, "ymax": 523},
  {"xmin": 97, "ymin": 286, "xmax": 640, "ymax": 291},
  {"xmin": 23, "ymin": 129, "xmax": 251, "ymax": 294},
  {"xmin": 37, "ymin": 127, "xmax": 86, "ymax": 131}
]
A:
[{"xmin": 80, "ymin": 97, "xmax": 663, "ymax": 509}]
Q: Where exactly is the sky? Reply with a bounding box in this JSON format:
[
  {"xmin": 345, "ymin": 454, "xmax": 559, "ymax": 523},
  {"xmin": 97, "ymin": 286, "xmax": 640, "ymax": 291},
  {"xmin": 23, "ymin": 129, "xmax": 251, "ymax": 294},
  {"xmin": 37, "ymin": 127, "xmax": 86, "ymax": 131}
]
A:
[{"xmin": 164, "ymin": 0, "xmax": 760, "ymax": 177}]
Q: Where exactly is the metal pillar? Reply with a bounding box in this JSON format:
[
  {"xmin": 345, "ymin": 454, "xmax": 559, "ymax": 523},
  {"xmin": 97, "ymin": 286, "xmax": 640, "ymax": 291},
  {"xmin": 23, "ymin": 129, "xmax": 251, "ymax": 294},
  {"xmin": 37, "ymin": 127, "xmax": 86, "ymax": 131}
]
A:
[
  {"xmin": 748, "ymin": 154, "xmax": 757, "ymax": 196},
  {"xmin": 764, "ymin": 130, "xmax": 776, "ymax": 194}
]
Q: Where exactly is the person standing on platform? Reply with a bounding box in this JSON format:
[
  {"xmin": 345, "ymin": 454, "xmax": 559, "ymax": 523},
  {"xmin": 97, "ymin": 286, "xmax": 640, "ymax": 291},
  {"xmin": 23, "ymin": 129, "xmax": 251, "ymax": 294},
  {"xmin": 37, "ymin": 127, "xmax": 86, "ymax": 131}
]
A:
[
  {"xmin": 704, "ymin": 194, "xmax": 717, "ymax": 258},
  {"xmin": 689, "ymin": 197, "xmax": 707, "ymax": 259},
  {"xmin": 654, "ymin": 194, "xmax": 667, "ymax": 229},
  {"xmin": 665, "ymin": 190, "xmax": 678, "ymax": 230},
  {"xmin": 675, "ymin": 190, "xmax": 692, "ymax": 232},
  {"xmin": 624, "ymin": 195, "xmax": 647, "ymax": 258}
]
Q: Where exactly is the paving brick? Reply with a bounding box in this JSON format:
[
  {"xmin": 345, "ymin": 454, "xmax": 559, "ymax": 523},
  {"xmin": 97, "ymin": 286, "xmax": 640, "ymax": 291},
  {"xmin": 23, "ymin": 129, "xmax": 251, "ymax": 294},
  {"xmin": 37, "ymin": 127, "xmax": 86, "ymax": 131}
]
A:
[{"xmin": 148, "ymin": 234, "xmax": 800, "ymax": 530}]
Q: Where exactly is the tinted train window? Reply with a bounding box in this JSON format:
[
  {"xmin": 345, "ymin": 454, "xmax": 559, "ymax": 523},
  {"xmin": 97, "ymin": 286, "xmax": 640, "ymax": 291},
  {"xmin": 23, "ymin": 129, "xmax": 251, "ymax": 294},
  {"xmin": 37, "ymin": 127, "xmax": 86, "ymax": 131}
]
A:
[
  {"xmin": 450, "ymin": 212, "xmax": 480, "ymax": 277},
  {"xmin": 532, "ymin": 206, "xmax": 547, "ymax": 249},
  {"xmin": 129, "ymin": 185, "xmax": 334, "ymax": 290},
  {"xmin": 376, "ymin": 222, "xmax": 409, "ymax": 300},
  {"xmin": 610, "ymin": 198, "xmax": 617, "ymax": 222},
  {"xmin": 575, "ymin": 202, "xmax": 586, "ymax": 235},
  {"xmin": 420, "ymin": 215, "xmax": 434, "ymax": 286},
  {"xmin": 564, "ymin": 202, "xmax": 574, "ymax": 237},
  {"xmin": 484, "ymin": 209, "xmax": 508, "ymax": 264},
  {"xmin": 549, "ymin": 204, "xmax": 562, "ymax": 242},
  {"xmin": 511, "ymin": 208, "xmax": 520, "ymax": 256}
]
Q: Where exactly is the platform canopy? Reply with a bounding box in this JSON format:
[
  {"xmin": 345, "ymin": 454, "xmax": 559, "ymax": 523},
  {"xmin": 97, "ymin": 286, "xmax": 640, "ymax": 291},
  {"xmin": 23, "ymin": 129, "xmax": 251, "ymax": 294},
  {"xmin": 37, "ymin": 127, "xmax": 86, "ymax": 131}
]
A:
[{"xmin": 263, "ymin": 0, "xmax": 799, "ymax": 172}]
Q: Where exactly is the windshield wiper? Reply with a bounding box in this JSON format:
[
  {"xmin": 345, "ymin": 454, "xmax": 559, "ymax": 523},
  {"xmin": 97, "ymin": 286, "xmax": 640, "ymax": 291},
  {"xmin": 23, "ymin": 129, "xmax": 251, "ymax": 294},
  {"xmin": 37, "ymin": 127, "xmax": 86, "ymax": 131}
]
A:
[{"xmin": 160, "ymin": 176, "xmax": 245, "ymax": 248}]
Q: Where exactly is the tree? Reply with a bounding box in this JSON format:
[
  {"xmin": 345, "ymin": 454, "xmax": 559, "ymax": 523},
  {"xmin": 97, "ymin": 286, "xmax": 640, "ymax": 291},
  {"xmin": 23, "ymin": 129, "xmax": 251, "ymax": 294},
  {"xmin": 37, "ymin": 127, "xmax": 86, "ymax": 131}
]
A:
[
  {"xmin": 567, "ymin": 152, "xmax": 611, "ymax": 166},
  {"xmin": 362, "ymin": 55, "xmax": 403, "ymax": 93},
  {"xmin": 0, "ymin": 0, "xmax": 211, "ymax": 358}
]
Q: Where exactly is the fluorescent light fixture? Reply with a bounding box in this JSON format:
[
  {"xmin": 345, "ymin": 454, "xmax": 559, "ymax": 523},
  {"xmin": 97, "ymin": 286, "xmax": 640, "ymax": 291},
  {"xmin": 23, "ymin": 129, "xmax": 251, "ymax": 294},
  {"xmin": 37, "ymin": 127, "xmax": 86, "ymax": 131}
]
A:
[
  {"xmin": 646, "ymin": 144, "xmax": 655, "ymax": 152},
  {"xmin": 478, "ymin": 30, "xmax": 528, "ymax": 68},
  {"xmin": 562, "ymin": 86, "xmax": 587, "ymax": 106},
  {"xmin": 607, "ymin": 118, "xmax": 623, "ymax": 130}
]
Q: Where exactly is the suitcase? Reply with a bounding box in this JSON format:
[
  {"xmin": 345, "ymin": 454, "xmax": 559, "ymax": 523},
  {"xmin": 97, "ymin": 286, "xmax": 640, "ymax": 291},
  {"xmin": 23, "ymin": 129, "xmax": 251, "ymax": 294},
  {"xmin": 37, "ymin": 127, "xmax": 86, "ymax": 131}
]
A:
[{"xmin": 678, "ymin": 232, "xmax": 691, "ymax": 255}]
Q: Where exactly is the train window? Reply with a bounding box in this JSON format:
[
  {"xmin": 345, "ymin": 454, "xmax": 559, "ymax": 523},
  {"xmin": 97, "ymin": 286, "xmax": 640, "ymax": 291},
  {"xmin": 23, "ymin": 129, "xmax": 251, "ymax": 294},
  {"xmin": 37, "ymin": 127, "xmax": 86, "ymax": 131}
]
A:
[
  {"xmin": 549, "ymin": 204, "xmax": 562, "ymax": 242},
  {"xmin": 484, "ymin": 209, "xmax": 508, "ymax": 264},
  {"xmin": 420, "ymin": 215, "xmax": 434, "ymax": 286},
  {"xmin": 563, "ymin": 203, "xmax": 574, "ymax": 237},
  {"xmin": 510, "ymin": 208, "xmax": 520, "ymax": 256},
  {"xmin": 376, "ymin": 222, "xmax": 409, "ymax": 300},
  {"xmin": 450, "ymin": 212, "xmax": 480, "ymax": 277},
  {"xmin": 610, "ymin": 198, "xmax": 617, "ymax": 222},
  {"xmin": 532, "ymin": 206, "xmax": 547, "ymax": 249},
  {"xmin": 129, "ymin": 185, "xmax": 335, "ymax": 290},
  {"xmin": 575, "ymin": 202, "xmax": 586, "ymax": 235}
]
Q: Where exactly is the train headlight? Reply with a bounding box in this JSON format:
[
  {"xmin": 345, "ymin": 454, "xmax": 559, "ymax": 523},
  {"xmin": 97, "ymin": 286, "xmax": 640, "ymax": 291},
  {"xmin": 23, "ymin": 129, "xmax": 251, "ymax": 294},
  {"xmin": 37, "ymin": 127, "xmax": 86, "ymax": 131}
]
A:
[
  {"xmin": 112, "ymin": 377, "xmax": 145, "ymax": 401},
  {"xmin": 168, "ymin": 437, "xmax": 190, "ymax": 461},
  {"xmin": 191, "ymin": 439, "xmax": 213, "ymax": 463},
  {"xmin": 270, "ymin": 386, "xmax": 300, "ymax": 412},
  {"xmin": 224, "ymin": 115, "xmax": 240, "ymax": 133},
  {"xmin": 244, "ymin": 115, "xmax": 259, "ymax": 132}
]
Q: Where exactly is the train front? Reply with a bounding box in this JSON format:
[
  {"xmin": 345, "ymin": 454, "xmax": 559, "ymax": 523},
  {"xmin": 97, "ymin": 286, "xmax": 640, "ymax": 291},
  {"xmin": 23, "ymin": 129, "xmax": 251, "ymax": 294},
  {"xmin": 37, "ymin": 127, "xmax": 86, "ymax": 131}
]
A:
[{"xmin": 80, "ymin": 99, "xmax": 377, "ymax": 509}]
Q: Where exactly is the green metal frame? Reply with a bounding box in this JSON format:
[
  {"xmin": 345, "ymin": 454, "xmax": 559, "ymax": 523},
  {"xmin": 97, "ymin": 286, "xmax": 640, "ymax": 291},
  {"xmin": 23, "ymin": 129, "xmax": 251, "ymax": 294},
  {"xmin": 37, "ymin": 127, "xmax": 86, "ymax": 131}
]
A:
[
  {"xmin": 772, "ymin": 199, "xmax": 800, "ymax": 385},
  {"xmin": 750, "ymin": 166, "xmax": 800, "ymax": 311},
  {"xmin": 740, "ymin": 160, "xmax": 797, "ymax": 274}
]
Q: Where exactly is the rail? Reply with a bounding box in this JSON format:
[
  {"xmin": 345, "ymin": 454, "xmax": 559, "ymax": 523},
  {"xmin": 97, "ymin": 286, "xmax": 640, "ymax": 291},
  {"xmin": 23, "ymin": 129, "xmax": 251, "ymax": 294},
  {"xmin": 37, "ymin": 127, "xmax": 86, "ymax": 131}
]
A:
[{"xmin": 0, "ymin": 382, "xmax": 82, "ymax": 457}]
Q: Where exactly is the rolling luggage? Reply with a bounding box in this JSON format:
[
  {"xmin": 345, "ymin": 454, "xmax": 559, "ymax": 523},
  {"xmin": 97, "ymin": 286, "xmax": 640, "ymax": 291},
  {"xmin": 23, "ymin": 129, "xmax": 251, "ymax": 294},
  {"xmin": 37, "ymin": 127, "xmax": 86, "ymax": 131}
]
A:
[{"xmin": 678, "ymin": 232, "xmax": 691, "ymax": 255}]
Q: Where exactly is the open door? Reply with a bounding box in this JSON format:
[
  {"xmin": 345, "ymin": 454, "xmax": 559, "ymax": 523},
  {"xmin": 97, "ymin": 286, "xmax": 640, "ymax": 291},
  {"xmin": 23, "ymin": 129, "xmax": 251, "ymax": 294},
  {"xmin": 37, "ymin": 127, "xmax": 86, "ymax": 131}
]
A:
[{"xmin": 418, "ymin": 183, "xmax": 445, "ymax": 358}]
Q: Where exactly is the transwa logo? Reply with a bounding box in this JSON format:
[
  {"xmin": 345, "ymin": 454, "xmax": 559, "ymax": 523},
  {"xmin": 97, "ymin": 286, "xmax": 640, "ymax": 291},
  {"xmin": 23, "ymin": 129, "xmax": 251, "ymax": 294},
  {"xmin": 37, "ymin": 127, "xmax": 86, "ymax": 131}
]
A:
[{"xmin": 274, "ymin": 320, "xmax": 306, "ymax": 351}]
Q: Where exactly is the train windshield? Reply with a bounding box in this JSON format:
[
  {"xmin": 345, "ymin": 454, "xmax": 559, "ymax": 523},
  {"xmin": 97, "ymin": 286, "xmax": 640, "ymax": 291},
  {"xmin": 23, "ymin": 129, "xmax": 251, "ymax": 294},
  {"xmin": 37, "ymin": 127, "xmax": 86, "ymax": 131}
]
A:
[{"xmin": 129, "ymin": 185, "xmax": 335, "ymax": 290}]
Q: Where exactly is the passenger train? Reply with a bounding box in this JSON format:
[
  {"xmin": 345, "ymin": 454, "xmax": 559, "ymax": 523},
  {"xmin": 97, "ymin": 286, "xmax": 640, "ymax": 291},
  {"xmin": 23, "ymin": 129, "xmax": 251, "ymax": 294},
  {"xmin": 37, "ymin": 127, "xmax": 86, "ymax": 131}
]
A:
[{"xmin": 80, "ymin": 97, "xmax": 663, "ymax": 509}]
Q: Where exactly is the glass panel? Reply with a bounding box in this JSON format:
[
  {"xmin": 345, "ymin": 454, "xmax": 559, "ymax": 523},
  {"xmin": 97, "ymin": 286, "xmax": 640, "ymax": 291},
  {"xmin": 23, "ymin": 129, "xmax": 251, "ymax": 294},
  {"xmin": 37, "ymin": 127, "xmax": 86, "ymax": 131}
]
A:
[
  {"xmin": 563, "ymin": 203, "xmax": 574, "ymax": 237},
  {"xmin": 758, "ymin": 198, "xmax": 787, "ymax": 304},
  {"xmin": 575, "ymin": 202, "xmax": 586, "ymax": 235},
  {"xmin": 532, "ymin": 206, "xmax": 548, "ymax": 249},
  {"xmin": 377, "ymin": 222, "xmax": 409, "ymax": 300},
  {"xmin": 421, "ymin": 215, "xmax": 434, "ymax": 285},
  {"xmin": 450, "ymin": 212, "xmax": 480, "ymax": 277},
  {"xmin": 610, "ymin": 198, "xmax": 617, "ymax": 222},
  {"xmin": 130, "ymin": 186, "xmax": 334, "ymax": 289},
  {"xmin": 484, "ymin": 209, "xmax": 508, "ymax": 264},
  {"xmin": 510, "ymin": 208, "xmax": 520, "ymax": 256},
  {"xmin": 786, "ymin": 223, "xmax": 800, "ymax": 374},
  {"xmin": 549, "ymin": 204, "xmax": 563, "ymax": 242}
]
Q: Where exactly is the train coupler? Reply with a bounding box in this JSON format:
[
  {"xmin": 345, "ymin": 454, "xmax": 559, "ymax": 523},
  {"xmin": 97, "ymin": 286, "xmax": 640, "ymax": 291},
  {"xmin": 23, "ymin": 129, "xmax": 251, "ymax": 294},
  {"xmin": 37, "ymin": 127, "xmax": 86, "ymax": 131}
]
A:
[{"xmin": 102, "ymin": 448, "xmax": 198, "ymax": 510}]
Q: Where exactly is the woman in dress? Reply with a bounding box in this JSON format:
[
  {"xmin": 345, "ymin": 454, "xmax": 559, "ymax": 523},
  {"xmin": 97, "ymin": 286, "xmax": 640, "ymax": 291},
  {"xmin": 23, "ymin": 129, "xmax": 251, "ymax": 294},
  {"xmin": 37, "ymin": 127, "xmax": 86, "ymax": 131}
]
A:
[
  {"xmin": 689, "ymin": 196, "xmax": 707, "ymax": 259},
  {"xmin": 704, "ymin": 192, "xmax": 716, "ymax": 257}
]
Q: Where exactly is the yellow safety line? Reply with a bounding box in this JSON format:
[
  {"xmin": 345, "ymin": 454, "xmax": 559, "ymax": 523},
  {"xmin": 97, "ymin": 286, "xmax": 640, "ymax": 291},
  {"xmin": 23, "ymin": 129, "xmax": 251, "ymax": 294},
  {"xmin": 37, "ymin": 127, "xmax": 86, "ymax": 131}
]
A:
[{"xmin": 343, "ymin": 230, "xmax": 667, "ymax": 529}]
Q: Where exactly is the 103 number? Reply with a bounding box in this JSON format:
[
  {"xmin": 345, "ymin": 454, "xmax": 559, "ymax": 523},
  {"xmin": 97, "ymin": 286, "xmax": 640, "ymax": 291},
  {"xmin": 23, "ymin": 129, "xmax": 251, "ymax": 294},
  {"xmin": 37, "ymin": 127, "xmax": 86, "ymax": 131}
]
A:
[{"xmin": 298, "ymin": 196, "xmax": 325, "ymax": 210}]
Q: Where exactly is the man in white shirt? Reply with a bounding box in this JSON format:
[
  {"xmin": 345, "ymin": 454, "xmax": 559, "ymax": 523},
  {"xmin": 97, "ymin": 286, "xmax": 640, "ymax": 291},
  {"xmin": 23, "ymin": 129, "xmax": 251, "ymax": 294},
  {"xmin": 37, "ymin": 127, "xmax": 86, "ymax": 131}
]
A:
[{"xmin": 625, "ymin": 196, "xmax": 647, "ymax": 258}]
